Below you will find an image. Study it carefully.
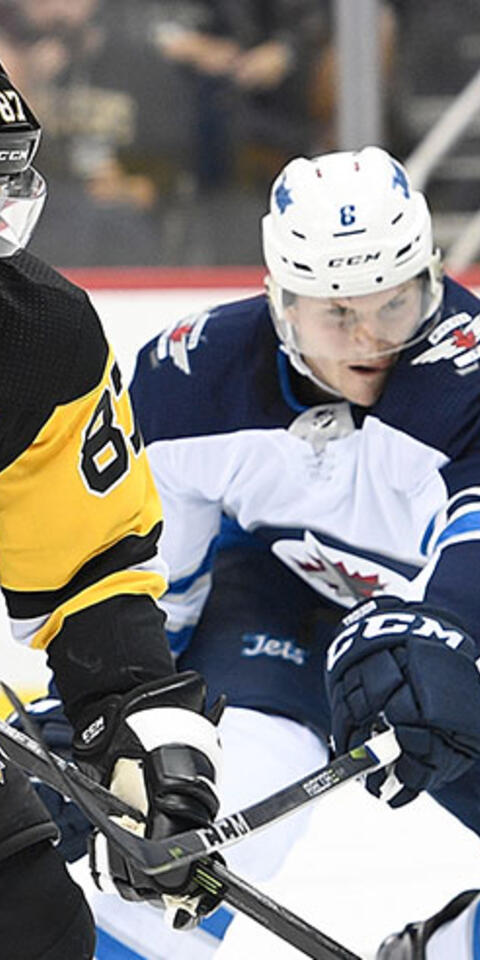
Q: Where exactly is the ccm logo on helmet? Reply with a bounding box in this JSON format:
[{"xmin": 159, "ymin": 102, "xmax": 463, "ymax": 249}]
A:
[
  {"xmin": 0, "ymin": 148, "xmax": 29, "ymax": 161},
  {"xmin": 328, "ymin": 252, "xmax": 381, "ymax": 268},
  {"xmin": 326, "ymin": 611, "xmax": 466, "ymax": 672}
]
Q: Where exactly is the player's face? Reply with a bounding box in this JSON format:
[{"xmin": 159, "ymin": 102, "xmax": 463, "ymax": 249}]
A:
[{"xmin": 286, "ymin": 279, "xmax": 423, "ymax": 406}]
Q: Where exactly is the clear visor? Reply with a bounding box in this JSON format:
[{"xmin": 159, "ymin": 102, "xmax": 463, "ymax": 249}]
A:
[
  {"xmin": 273, "ymin": 273, "xmax": 440, "ymax": 366},
  {"xmin": 0, "ymin": 167, "xmax": 47, "ymax": 256}
]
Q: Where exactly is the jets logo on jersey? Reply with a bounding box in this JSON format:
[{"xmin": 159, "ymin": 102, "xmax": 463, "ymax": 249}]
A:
[
  {"xmin": 271, "ymin": 531, "xmax": 411, "ymax": 607},
  {"xmin": 297, "ymin": 553, "xmax": 384, "ymax": 600},
  {"xmin": 412, "ymin": 311, "xmax": 480, "ymax": 374},
  {"xmin": 156, "ymin": 311, "xmax": 210, "ymax": 374}
]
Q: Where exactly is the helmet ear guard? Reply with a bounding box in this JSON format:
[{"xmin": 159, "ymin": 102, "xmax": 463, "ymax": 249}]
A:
[{"xmin": 0, "ymin": 64, "xmax": 46, "ymax": 256}]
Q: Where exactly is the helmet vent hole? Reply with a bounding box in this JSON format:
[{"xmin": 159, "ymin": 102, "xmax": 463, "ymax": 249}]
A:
[
  {"xmin": 391, "ymin": 212, "xmax": 403, "ymax": 225},
  {"xmin": 375, "ymin": 276, "xmax": 384, "ymax": 284},
  {"xmin": 291, "ymin": 230, "xmax": 306, "ymax": 239},
  {"xmin": 331, "ymin": 283, "xmax": 340, "ymax": 290},
  {"xmin": 396, "ymin": 243, "xmax": 412, "ymax": 259},
  {"xmin": 293, "ymin": 261, "xmax": 313, "ymax": 273}
]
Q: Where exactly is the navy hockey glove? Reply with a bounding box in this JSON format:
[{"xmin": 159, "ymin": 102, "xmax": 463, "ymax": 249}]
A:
[
  {"xmin": 8, "ymin": 695, "xmax": 91, "ymax": 862},
  {"xmin": 326, "ymin": 597, "xmax": 480, "ymax": 807},
  {"xmin": 73, "ymin": 671, "xmax": 225, "ymax": 930}
]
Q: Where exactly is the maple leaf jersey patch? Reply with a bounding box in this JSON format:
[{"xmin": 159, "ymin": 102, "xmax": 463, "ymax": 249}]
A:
[
  {"xmin": 412, "ymin": 311, "xmax": 480, "ymax": 375},
  {"xmin": 156, "ymin": 311, "xmax": 210, "ymax": 374}
]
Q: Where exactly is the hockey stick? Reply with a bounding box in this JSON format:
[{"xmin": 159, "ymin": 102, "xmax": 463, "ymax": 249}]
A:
[
  {"xmin": 0, "ymin": 682, "xmax": 400, "ymax": 877},
  {"xmin": 198, "ymin": 860, "xmax": 363, "ymax": 959},
  {"xmin": 0, "ymin": 683, "xmax": 369, "ymax": 960}
]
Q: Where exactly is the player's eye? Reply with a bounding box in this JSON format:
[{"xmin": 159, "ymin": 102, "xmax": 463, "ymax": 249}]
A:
[
  {"xmin": 327, "ymin": 305, "xmax": 349, "ymax": 319},
  {"xmin": 385, "ymin": 296, "xmax": 407, "ymax": 311}
]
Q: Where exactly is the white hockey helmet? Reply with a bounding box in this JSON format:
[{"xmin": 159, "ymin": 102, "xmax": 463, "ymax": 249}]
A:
[
  {"xmin": 0, "ymin": 65, "xmax": 46, "ymax": 257},
  {"xmin": 262, "ymin": 147, "xmax": 443, "ymax": 376}
]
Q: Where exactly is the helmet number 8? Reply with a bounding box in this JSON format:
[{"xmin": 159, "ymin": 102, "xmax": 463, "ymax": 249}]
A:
[{"xmin": 340, "ymin": 204, "xmax": 356, "ymax": 227}]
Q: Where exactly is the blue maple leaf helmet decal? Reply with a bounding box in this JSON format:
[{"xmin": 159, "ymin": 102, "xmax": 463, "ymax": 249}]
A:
[
  {"xmin": 275, "ymin": 176, "xmax": 293, "ymax": 214},
  {"xmin": 391, "ymin": 159, "xmax": 410, "ymax": 199}
]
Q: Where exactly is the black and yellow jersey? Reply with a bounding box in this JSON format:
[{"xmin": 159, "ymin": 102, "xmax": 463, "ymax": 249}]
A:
[{"xmin": 0, "ymin": 249, "xmax": 167, "ymax": 652}]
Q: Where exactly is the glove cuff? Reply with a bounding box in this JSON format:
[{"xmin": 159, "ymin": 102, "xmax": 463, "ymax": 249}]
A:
[
  {"xmin": 73, "ymin": 671, "xmax": 223, "ymax": 811},
  {"xmin": 125, "ymin": 706, "xmax": 222, "ymax": 772}
]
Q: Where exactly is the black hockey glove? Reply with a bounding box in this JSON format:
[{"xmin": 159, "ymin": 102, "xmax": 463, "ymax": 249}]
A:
[
  {"xmin": 326, "ymin": 597, "xmax": 480, "ymax": 807},
  {"xmin": 73, "ymin": 671, "xmax": 225, "ymax": 930}
]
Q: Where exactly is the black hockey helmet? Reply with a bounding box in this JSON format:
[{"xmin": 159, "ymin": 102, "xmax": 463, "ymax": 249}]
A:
[
  {"xmin": 0, "ymin": 64, "xmax": 41, "ymax": 175},
  {"xmin": 0, "ymin": 63, "xmax": 46, "ymax": 256}
]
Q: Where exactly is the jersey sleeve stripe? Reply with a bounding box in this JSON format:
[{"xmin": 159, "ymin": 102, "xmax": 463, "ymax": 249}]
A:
[
  {"xmin": 432, "ymin": 512, "xmax": 480, "ymax": 551},
  {"xmin": 165, "ymin": 625, "xmax": 195, "ymax": 657},
  {"xmin": 29, "ymin": 567, "xmax": 167, "ymax": 650},
  {"xmin": 167, "ymin": 539, "xmax": 218, "ymax": 594},
  {"xmin": 2, "ymin": 522, "xmax": 163, "ymax": 619}
]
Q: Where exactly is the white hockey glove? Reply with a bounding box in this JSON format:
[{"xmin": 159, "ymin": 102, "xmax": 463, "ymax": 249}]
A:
[{"xmin": 73, "ymin": 671, "xmax": 225, "ymax": 930}]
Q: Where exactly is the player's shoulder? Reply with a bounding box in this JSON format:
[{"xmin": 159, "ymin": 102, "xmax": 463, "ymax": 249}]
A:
[
  {"xmin": 374, "ymin": 275, "xmax": 480, "ymax": 456},
  {"xmin": 138, "ymin": 293, "xmax": 268, "ymax": 373},
  {"xmin": 0, "ymin": 249, "xmax": 91, "ymax": 313},
  {"xmin": 0, "ymin": 250, "xmax": 108, "ymax": 404},
  {"xmin": 131, "ymin": 293, "xmax": 276, "ymax": 442}
]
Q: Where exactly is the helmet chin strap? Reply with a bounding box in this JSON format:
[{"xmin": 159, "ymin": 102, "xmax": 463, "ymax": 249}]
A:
[{"xmin": 281, "ymin": 343, "xmax": 344, "ymax": 399}]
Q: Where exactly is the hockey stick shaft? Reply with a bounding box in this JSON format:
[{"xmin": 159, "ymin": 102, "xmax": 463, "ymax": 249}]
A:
[
  {"xmin": 207, "ymin": 860, "xmax": 362, "ymax": 959},
  {"xmin": 0, "ymin": 682, "xmax": 400, "ymax": 876}
]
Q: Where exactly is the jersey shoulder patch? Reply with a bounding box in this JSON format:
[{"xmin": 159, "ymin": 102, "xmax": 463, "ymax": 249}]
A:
[
  {"xmin": 155, "ymin": 310, "xmax": 210, "ymax": 375},
  {"xmin": 151, "ymin": 294, "xmax": 267, "ymax": 375},
  {"xmin": 131, "ymin": 295, "xmax": 284, "ymax": 443},
  {"xmin": 374, "ymin": 277, "xmax": 480, "ymax": 456},
  {"xmin": 411, "ymin": 280, "xmax": 480, "ymax": 375}
]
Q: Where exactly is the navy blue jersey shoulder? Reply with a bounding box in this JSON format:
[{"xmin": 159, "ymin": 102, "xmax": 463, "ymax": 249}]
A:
[
  {"xmin": 0, "ymin": 250, "xmax": 108, "ymax": 408},
  {"xmin": 130, "ymin": 294, "xmax": 295, "ymax": 443},
  {"xmin": 373, "ymin": 276, "xmax": 480, "ymax": 458}
]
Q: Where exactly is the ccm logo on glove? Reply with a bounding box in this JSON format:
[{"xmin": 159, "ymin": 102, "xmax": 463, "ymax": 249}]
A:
[
  {"xmin": 325, "ymin": 597, "xmax": 480, "ymax": 807},
  {"xmin": 327, "ymin": 610, "xmax": 467, "ymax": 672}
]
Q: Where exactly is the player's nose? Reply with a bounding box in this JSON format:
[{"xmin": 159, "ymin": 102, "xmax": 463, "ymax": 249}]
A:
[{"xmin": 351, "ymin": 315, "xmax": 387, "ymax": 350}]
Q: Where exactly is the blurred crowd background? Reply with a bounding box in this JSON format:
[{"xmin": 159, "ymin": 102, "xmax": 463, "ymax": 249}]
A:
[{"xmin": 0, "ymin": 0, "xmax": 479, "ymax": 268}]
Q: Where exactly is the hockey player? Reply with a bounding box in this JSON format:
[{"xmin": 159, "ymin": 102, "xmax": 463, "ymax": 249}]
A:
[
  {"xmin": 129, "ymin": 147, "xmax": 480, "ymax": 959},
  {"xmin": 0, "ymin": 65, "xmax": 223, "ymax": 960},
  {"xmin": 23, "ymin": 147, "xmax": 480, "ymax": 958}
]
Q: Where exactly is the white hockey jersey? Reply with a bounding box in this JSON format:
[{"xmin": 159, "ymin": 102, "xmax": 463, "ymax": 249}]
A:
[{"xmin": 131, "ymin": 277, "xmax": 480, "ymax": 658}]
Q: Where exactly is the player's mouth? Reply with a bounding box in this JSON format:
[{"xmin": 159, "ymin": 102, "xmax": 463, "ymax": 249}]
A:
[{"xmin": 347, "ymin": 361, "xmax": 392, "ymax": 375}]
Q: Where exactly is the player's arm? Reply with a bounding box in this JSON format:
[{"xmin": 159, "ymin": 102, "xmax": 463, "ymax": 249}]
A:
[
  {"xmin": 0, "ymin": 294, "xmax": 223, "ymax": 925},
  {"xmin": 325, "ymin": 445, "xmax": 480, "ymax": 807},
  {"xmin": 409, "ymin": 452, "xmax": 480, "ymax": 639},
  {"xmin": 141, "ymin": 434, "xmax": 225, "ymax": 656},
  {"xmin": 130, "ymin": 328, "xmax": 229, "ymax": 656}
]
